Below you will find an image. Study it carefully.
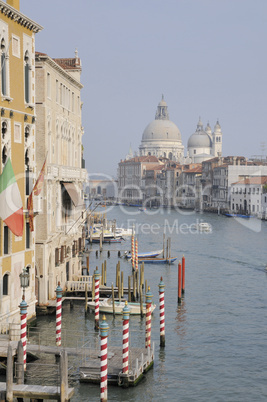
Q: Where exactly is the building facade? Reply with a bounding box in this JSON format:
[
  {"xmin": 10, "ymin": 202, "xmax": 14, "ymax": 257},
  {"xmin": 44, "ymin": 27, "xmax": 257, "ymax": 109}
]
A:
[
  {"xmin": 35, "ymin": 51, "xmax": 87, "ymax": 304},
  {"xmin": 0, "ymin": 0, "xmax": 42, "ymax": 331},
  {"xmin": 230, "ymin": 176, "xmax": 267, "ymax": 216}
]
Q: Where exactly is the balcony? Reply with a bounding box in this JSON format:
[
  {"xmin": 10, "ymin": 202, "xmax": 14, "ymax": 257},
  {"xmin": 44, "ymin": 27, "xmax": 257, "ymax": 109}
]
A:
[{"xmin": 47, "ymin": 164, "xmax": 87, "ymax": 181}]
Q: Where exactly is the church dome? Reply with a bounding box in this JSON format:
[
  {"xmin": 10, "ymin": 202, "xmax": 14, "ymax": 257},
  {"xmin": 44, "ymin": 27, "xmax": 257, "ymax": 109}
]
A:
[
  {"xmin": 188, "ymin": 118, "xmax": 212, "ymax": 148},
  {"xmin": 142, "ymin": 119, "xmax": 182, "ymax": 142}
]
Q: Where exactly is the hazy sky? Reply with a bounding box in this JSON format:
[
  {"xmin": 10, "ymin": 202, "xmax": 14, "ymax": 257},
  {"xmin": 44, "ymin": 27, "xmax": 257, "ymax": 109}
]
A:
[{"xmin": 21, "ymin": 0, "xmax": 267, "ymax": 177}]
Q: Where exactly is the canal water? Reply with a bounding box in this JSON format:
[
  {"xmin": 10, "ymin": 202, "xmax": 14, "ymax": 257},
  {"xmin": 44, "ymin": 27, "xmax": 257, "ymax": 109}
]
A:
[{"xmin": 28, "ymin": 207, "xmax": 267, "ymax": 401}]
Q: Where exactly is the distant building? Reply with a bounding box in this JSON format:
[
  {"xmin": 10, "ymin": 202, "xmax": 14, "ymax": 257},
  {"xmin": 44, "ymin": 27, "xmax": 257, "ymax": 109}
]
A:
[
  {"xmin": 187, "ymin": 118, "xmax": 223, "ymax": 163},
  {"xmin": 35, "ymin": 50, "xmax": 87, "ymax": 304},
  {"xmin": 139, "ymin": 96, "xmax": 185, "ymax": 162},
  {"xmin": 230, "ymin": 176, "xmax": 267, "ymax": 217},
  {"xmin": 0, "ymin": 0, "xmax": 42, "ymax": 331}
]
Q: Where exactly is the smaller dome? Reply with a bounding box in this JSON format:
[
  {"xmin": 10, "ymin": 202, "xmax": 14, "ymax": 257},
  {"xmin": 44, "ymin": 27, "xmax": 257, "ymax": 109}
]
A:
[
  {"xmin": 158, "ymin": 95, "xmax": 167, "ymax": 107},
  {"xmin": 188, "ymin": 130, "xmax": 212, "ymax": 148}
]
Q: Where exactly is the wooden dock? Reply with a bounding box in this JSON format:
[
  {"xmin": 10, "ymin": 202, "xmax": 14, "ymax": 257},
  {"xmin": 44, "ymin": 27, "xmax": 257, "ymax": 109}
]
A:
[
  {"xmin": 80, "ymin": 344, "xmax": 154, "ymax": 387},
  {"xmin": 0, "ymin": 382, "xmax": 74, "ymax": 400}
]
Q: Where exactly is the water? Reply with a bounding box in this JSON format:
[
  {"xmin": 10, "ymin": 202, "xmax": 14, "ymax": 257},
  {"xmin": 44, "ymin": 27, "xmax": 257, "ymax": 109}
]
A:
[{"xmin": 27, "ymin": 207, "xmax": 267, "ymax": 401}]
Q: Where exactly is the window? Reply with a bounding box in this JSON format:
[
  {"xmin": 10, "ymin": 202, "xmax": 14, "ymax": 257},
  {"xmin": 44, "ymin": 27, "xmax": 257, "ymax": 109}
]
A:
[
  {"xmin": 4, "ymin": 226, "xmax": 9, "ymax": 254},
  {"xmin": 12, "ymin": 35, "xmax": 20, "ymax": 58},
  {"xmin": 56, "ymin": 80, "xmax": 59, "ymax": 103},
  {"xmin": 26, "ymin": 222, "xmax": 30, "ymax": 249},
  {"xmin": 3, "ymin": 274, "xmax": 8, "ymax": 296},
  {"xmin": 14, "ymin": 123, "xmax": 21, "ymax": 143},
  {"xmin": 1, "ymin": 38, "xmax": 7, "ymax": 96},
  {"xmin": 24, "ymin": 51, "xmax": 30, "ymax": 103}
]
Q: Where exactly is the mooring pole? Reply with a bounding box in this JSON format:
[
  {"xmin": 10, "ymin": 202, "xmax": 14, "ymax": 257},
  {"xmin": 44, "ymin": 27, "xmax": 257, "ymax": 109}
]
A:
[
  {"xmin": 100, "ymin": 316, "xmax": 109, "ymax": 402},
  {"xmin": 55, "ymin": 282, "xmax": 63, "ymax": 346},
  {"xmin": 94, "ymin": 267, "xmax": 100, "ymax": 330},
  {"xmin": 145, "ymin": 287, "xmax": 153, "ymax": 348},
  {"xmin": 158, "ymin": 277, "xmax": 165, "ymax": 347}
]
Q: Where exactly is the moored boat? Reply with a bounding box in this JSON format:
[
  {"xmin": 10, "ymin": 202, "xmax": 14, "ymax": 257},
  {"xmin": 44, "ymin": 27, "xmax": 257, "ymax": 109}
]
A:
[
  {"xmin": 191, "ymin": 222, "xmax": 212, "ymax": 232},
  {"xmin": 125, "ymin": 249, "xmax": 163, "ymax": 259},
  {"xmin": 88, "ymin": 298, "xmax": 156, "ymax": 315},
  {"xmin": 137, "ymin": 257, "xmax": 177, "ymax": 264}
]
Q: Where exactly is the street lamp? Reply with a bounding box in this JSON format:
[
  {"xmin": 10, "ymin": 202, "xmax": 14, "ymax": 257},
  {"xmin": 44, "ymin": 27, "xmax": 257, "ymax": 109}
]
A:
[{"xmin": 19, "ymin": 267, "xmax": 30, "ymax": 299}]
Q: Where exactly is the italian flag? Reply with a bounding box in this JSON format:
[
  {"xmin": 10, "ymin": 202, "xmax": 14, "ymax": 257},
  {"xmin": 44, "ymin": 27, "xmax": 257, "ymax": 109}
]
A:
[{"xmin": 0, "ymin": 158, "xmax": 24, "ymax": 236}]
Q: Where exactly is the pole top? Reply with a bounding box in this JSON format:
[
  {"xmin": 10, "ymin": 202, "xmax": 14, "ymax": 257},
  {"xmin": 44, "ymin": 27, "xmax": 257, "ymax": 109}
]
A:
[
  {"xmin": 158, "ymin": 277, "xmax": 165, "ymax": 292},
  {"xmin": 100, "ymin": 315, "xmax": 109, "ymax": 337},
  {"xmin": 146, "ymin": 286, "xmax": 153, "ymax": 303},
  {"xmin": 94, "ymin": 267, "xmax": 100, "ymax": 279},
  {"xmin": 19, "ymin": 296, "xmax": 28, "ymax": 314},
  {"xmin": 56, "ymin": 282, "xmax": 63, "ymax": 298},
  {"xmin": 122, "ymin": 301, "xmax": 131, "ymax": 319}
]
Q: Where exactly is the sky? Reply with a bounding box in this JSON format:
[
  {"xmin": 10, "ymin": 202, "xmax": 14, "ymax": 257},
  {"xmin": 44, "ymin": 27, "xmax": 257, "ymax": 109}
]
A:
[{"xmin": 21, "ymin": 0, "xmax": 267, "ymax": 178}]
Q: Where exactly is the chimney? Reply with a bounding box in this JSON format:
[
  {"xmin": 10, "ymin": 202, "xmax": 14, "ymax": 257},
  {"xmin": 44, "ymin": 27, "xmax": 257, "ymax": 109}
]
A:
[{"xmin": 6, "ymin": 0, "xmax": 20, "ymax": 10}]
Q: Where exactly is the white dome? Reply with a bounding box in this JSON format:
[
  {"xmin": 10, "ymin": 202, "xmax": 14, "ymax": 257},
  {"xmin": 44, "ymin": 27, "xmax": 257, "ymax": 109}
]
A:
[
  {"xmin": 142, "ymin": 119, "xmax": 182, "ymax": 142},
  {"xmin": 188, "ymin": 131, "xmax": 212, "ymax": 148}
]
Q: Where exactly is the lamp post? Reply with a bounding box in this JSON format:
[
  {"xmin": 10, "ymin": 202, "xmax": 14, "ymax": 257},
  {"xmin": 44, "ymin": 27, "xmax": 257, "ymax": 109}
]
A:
[{"xmin": 19, "ymin": 267, "xmax": 29, "ymax": 370}]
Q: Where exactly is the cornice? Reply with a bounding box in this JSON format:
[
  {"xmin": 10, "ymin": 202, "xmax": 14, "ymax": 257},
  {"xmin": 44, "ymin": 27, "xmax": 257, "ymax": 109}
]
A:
[
  {"xmin": 0, "ymin": 1, "xmax": 43, "ymax": 33},
  {"xmin": 35, "ymin": 53, "xmax": 83, "ymax": 90}
]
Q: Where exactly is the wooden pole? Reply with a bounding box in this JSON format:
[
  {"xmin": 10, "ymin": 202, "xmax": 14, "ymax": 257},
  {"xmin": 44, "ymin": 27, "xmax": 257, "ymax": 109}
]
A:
[
  {"xmin": 145, "ymin": 279, "xmax": 147, "ymax": 295},
  {"xmin": 140, "ymin": 285, "xmax": 143, "ymax": 318},
  {"xmin": 111, "ymin": 283, "xmax": 115, "ymax": 317},
  {"xmin": 17, "ymin": 340, "xmax": 24, "ymax": 385},
  {"xmin": 101, "ymin": 263, "xmax": 104, "ymax": 286},
  {"xmin": 86, "ymin": 255, "xmax": 89, "ymax": 275},
  {"xmin": 118, "ymin": 276, "xmax": 121, "ymax": 302},
  {"xmin": 104, "ymin": 260, "xmax": 107, "ymax": 286},
  {"xmin": 141, "ymin": 262, "xmax": 145, "ymax": 289},
  {"xmin": 133, "ymin": 273, "xmax": 136, "ymax": 301},
  {"xmin": 128, "ymin": 276, "xmax": 131, "ymax": 302},
  {"xmin": 163, "ymin": 233, "xmax": 165, "ymax": 258},
  {"xmin": 6, "ymin": 344, "xmax": 13, "ymax": 402},
  {"xmin": 92, "ymin": 273, "xmax": 95, "ymax": 301},
  {"xmin": 121, "ymin": 271, "xmax": 124, "ymax": 298},
  {"xmin": 60, "ymin": 349, "xmax": 68, "ymax": 402},
  {"xmin": 136, "ymin": 270, "xmax": 139, "ymax": 300},
  {"xmin": 85, "ymin": 283, "xmax": 88, "ymax": 313}
]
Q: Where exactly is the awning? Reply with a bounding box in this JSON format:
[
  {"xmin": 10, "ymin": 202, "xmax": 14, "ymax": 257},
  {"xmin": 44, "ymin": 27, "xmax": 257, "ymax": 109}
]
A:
[{"xmin": 62, "ymin": 182, "xmax": 83, "ymax": 207}]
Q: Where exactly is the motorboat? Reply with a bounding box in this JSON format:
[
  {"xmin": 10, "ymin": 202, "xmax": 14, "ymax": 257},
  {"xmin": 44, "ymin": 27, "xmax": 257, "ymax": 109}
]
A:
[
  {"xmin": 88, "ymin": 298, "xmax": 156, "ymax": 315},
  {"xmin": 191, "ymin": 222, "xmax": 212, "ymax": 232},
  {"xmin": 137, "ymin": 257, "xmax": 177, "ymax": 264},
  {"xmin": 124, "ymin": 249, "xmax": 163, "ymax": 259}
]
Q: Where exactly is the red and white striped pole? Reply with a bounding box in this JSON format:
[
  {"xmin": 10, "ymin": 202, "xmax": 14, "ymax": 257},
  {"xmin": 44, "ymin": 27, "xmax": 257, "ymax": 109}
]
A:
[
  {"xmin": 94, "ymin": 268, "xmax": 100, "ymax": 330},
  {"xmin": 19, "ymin": 295, "xmax": 28, "ymax": 370},
  {"xmin": 122, "ymin": 301, "xmax": 131, "ymax": 373},
  {"xmin": 55, "ymin": 282, "xmax": 63, "ymax": 346},
  {"xmin": 145, "ymin": 286, "xmax": 153, "ymax": 348},
  {"xmin": 135, "ymin": 238, "xmax": 138, "ymax": 271},
  {"xmin": 158, "ymin": 277, "xmax": 165, "ymax": 347},
  {"xmin": 182, "ymin": 255, "xmax": 185, "ymax": 295},
  {"xmin": 99, "ymin": 315, "xmax": 109, "ymax": 402},
  {"xmin": 131, "ymin": 235, "xmax": 135, "ymax": 271}
]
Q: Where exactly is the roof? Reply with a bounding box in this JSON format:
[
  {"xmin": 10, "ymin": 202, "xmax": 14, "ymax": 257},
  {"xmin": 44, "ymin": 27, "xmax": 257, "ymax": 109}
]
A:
[
  {"xmin": 233, "ymin": 176, "xmax": 267, "ymax": 185},
  {"xmin": 0, "ymin": 1, "xmax": 43, "ymax": 32},
  {"xmin": 184, "ymin": 166, "xmax": 202, "ymax": 174},
  {"xmin": 53, "ymin": 57, "xmax": 81, "ymax": 71},
  {"xmin": 120, "ymin": 155, "xmax": 160, "ymax": 164}
]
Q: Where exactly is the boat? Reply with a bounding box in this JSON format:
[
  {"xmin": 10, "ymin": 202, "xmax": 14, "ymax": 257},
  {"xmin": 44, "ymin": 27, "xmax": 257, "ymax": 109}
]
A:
[
  {"xmin": 87, "ymin": 298, "xmax": 156, "ymax": 315},
  {"xmin": 138, "ymin": 207, "xmax": 146, "ymax": 211},
  {"xmin": 90, "ymin": 238, "xmax": 123, "ymax": 244},
  {"xmin": 124, "ymin": 249, "xmax": 163, "ymax": 259},
  {"xmin": 224, "ymin": 213, "xmax": 253, "ymax": 219},
  {"xmin": 191, "ymin": 222, "xmax": 212, "ymax": 232},
  {"xmin": 137, "ymin": 257, "xmax": 177, "ymax": 264}
]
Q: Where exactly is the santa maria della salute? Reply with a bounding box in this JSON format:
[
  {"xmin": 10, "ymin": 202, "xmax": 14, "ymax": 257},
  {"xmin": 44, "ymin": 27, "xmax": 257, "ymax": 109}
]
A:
[{"xmin": 136, "ymin": 95, "xmax": 223, "ymax": 164}]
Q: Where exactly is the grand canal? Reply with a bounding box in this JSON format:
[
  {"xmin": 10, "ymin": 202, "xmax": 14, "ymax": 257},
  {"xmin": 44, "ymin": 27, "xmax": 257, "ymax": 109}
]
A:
[{"xmin": 28, "ymin": 206, "xmax": 267, "ymax": 401}]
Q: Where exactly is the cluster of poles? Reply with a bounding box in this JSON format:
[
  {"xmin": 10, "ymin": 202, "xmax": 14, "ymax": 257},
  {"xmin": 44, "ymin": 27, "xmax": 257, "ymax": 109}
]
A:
[{"xmin": 18, "ymin": 255, "xmax": 186, "ymax": 402}]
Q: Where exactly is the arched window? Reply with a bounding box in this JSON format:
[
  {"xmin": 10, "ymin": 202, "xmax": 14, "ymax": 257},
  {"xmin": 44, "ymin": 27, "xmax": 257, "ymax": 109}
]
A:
[
  {"xmin": 2, "ymin": 121, "xmax": 7, "ymax": 140},
  {"xmin": 3, "ymin": 273, "xmax": 9, "ymax": 295},
  {"xmin": 1, "ymin": 39, "xmax": 7, "ymax": 96},
  {"xmin": 24, "ymin": 51, "xmax": 30, "ymax": 103},
  {"xmin": 2, "ymin": 145, "xmax": 7, "ymax": 165}
]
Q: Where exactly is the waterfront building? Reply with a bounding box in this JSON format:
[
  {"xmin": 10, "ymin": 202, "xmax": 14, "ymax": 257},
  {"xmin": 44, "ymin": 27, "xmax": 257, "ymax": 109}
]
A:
[
  {"xmin": 230, "ymin": 176, "xmax": 267, "ymax": 217},
  {"xmin": 0, "ymin": 0, "xmax": 42, "ymax": 331},
  {"xmin": 139, "ymin": 96, "xmax": 185, "ymax": 162},
  {"xmin": 118, "ymin": 155, "xmax": 164, "ymax": 204},
  {"xmin": 178, "ymin": 165, "xmax": 202, "ymax": 209},
  {"xmin": 35, "ymin": 51, "xmax": 88, "ymax": 304},
  {"xmin": 187, "ymin": 118, "xmax": 223, "ymax": 163}
]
